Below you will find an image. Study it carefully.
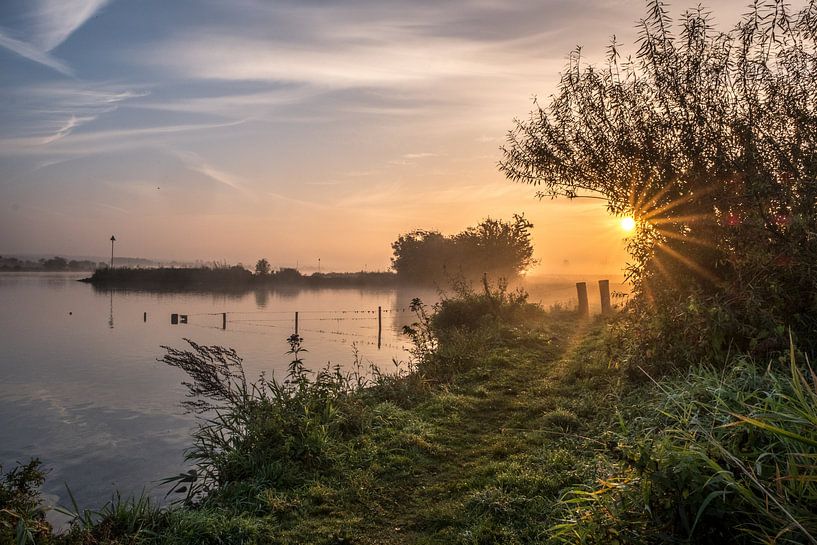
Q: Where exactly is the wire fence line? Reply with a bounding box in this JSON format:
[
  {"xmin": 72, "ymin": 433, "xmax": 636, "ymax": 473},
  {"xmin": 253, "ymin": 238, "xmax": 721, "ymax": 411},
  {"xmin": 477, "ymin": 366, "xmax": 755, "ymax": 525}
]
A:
[
  {"xmin": 187, "ymin": 308, "xmax": 411, "ymax": 317},
  {"xmin": 183, "ymin": 318, "xmax": 408, "ymax": 352},
  {"xmin": 174, "ymin": 305, "xmax": 414, "ymax": 353}
]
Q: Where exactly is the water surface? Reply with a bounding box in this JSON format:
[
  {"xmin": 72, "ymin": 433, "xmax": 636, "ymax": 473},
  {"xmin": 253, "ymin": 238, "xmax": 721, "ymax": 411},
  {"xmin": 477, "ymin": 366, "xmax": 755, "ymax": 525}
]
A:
[{"xmin": 0, "ymin": 272, "xmax": 624, "ymax": 515}]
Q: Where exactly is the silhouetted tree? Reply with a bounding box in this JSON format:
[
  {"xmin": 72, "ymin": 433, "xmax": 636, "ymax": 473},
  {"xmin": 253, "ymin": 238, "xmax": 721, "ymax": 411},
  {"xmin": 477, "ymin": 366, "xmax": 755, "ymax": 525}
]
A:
[
  {"xmin": 454, "ymin": 214, "xmax": 535, "ymax": 277},
  {"xmin": 501, "ymin": 1, "xmax": 817, "ymax": 356},
  {"xmin": 255, "ymin": 258, "xmax": 271, "ymax": 276},
  {"xmin": 391, "ymin": 216, "xmax": 535, "ymax": 282},
  {"xmin": 391, "ymin": 230, "xmax": 451, "ymax": 282}
]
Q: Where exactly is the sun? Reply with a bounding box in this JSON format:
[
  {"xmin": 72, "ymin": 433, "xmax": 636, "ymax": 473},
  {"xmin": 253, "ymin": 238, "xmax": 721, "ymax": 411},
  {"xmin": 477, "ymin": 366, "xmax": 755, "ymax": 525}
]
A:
[{"xmin": 620, "ymin": 216, "xmax": 636, "ymax": 233}]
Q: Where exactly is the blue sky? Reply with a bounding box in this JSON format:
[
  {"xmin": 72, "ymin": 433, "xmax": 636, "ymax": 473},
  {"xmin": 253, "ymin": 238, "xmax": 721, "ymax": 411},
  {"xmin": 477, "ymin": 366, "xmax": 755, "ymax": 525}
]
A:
[{"xmin": 0, "ymin": 0, "xmax": 756, "ymax": 272}]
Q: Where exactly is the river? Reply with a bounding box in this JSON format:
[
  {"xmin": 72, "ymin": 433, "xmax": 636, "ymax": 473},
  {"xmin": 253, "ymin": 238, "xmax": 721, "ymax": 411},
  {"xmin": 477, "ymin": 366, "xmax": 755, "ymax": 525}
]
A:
[{"xmin": 0, "ymin": 271, "xmax": 624, "ymax": 518}]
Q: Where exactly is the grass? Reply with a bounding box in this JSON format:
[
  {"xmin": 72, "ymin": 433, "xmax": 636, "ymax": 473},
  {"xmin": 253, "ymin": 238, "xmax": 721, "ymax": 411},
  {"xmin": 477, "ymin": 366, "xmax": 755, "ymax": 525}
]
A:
[{"xmin": 4, "ymin": 286, "xmax": 816, "ymax": 544}]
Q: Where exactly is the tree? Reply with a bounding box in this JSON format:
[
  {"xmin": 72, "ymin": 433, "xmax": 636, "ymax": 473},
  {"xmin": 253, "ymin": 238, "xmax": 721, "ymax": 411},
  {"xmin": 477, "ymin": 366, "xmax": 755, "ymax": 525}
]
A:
[
  {"xmin": 390, "ymin": 230, "xmax": 450, "ymax": 281},
  {"xmin": 391, "ymin": 216, "xmax": 535, "ymax": 282},
  {"xmin": 501, "ymin": 1, "xmax": 817, "ymax": 356},
  {"xmin": 255, "ymin": 258, "xmax": 271, "ymax": 276},
  {"xmin": 454, "ymin": 214, "xmax": 535, "ymax": 277}
]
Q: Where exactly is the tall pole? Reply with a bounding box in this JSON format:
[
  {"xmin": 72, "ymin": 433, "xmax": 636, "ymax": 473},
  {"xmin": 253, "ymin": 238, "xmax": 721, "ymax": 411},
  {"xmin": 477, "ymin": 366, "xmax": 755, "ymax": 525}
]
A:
[{"xmin": 110, "ymin": 235, "xmax": 116, "ymax": 269}]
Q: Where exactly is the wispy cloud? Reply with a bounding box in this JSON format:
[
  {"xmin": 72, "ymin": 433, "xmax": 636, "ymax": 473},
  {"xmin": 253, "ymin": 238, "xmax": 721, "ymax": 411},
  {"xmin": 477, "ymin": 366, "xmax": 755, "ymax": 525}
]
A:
[
  {"xmin": 0, "ymin": 119, "xmax": 244, "ymax": 156},
  {"xmin": 143, "ymin": 33, "xmax": 515, "ymax": 88},
  {"xmin": 0, "ymin": 29, "xmax": 73, "ymax": 75},
  {"xmin": 0, "ymin": 83, "xmax": 149, "ymax": 153},
  {"xmin": 29, "ymin": 0, "xmax": 110, "ymax": 51},
  {"xmin": 40, "ymin": 114, "xmax": 97, "ymax": 144},
  {"xmin": 174, "ymin": 150, "xmax": 249, "ymax": 194},
  {"xmin": 0, "ymin": 0, "xmax": 109, "ymax": 74}
]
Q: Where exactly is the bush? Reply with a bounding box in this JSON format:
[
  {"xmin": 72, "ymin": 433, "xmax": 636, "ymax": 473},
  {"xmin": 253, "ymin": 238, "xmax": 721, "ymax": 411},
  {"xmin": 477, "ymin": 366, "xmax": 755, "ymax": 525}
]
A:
[{"xmin": 402, "ymin": 277, "xmax": 545, "ymax": 383}]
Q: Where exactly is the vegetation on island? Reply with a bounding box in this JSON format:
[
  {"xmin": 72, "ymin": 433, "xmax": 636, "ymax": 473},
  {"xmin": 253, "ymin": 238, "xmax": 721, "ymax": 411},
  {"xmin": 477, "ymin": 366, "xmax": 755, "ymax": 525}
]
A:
[
  {"xmin": 0, "ymin": 256, "xmax": 103, "ymax": 272},
  {"xmin": 84, "ymin": 265, "xmax": 399, "ymax": 291},
  {"xmin": 83, "ymin": 214, "xmax": 537, "ymax": 290},
  {"xmin": 3, "ymin": 1, "xmax": 817, "ymax": 544}
]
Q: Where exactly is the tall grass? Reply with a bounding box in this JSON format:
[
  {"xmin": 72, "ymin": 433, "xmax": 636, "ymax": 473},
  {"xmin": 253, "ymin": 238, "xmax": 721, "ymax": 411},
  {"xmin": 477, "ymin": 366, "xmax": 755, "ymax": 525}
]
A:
[
  {"xmin": 0, "ymin": 459, "xmax": 50, "ymax": 545},
  {"xmin": 554, "ymin": 339, "xmax": 817, "ymax": 544},
  {"xmin": 159, "ymin": 334, "xmax": 373, "ymax": 508}
]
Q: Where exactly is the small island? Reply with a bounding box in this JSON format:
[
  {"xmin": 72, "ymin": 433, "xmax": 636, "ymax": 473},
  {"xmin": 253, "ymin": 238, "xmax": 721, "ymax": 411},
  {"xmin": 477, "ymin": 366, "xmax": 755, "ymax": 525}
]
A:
[{"xmin": 80, "ymin": 215, "xmax": 535, "ymax": 290}]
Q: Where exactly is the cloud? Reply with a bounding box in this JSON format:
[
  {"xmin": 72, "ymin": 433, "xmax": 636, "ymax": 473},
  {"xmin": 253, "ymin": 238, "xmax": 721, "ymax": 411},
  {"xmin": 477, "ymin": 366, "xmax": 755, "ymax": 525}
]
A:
[
  {"xmin": 0, "ymin": 29, "xmax": 73, "ymax": 75},
  {"xmin": 174, "ymin": 150, "xmax": 248, "ymax": 193},
  {"xmin": 0, "ymin": 0, "xmax": 108, "ymax": 74},
  {"xmin": 40, "ymin": 114, "xmax": 97, "ymax": 144},
  {"xmin": 143, "ymin": 35, "xmax": 488, "ymax": 87},
  {"xmin": 0, "ymin": 83, "xmax": 149, "ymax": 153},
  {"xmin": 29, "ymin": 0, "xmax": 110, "ymax": 51},
  {"xmin": 0, "ymin": 119, "xmax": 245, "ymax": 156}
]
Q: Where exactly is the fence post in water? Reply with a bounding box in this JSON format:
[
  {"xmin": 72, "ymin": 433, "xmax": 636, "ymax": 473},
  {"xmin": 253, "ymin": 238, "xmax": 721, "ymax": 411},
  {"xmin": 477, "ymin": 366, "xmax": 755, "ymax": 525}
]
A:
[
  {"xmin": 222, "ymin": 312, "xmax": 227, "ymax": 330},
  {"xmin": 377, "ymin": 306, "xmax": 382, "ymax": 349},
  {"xmin": 143, "ymin": 311, "xmax": 147, "ymax": 322},
  {"xmin": 576, "ymin": 282, "xmax": 589, "ymax": 316},
  {"xmin": 295, "ymin": 311, "xmax": 299, "ymax": 336},
  {"xmin": 598, "ymin": 279, "xmax": 611, "ymax": 314}
]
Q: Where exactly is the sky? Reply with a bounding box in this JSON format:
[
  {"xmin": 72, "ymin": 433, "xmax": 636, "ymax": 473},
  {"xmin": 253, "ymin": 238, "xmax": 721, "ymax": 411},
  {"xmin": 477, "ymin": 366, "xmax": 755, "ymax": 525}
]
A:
[{"xmin": 0, "ymin": 0, "xmax": 759, "ymax": 273}]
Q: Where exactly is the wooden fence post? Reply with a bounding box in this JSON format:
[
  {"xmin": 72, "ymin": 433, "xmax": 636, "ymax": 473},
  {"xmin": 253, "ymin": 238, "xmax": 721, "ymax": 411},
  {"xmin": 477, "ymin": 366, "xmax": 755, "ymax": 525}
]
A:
[
  {"xmin": 576, "ymin": 282, "xmax": 589, "ymax": 316},
  {"xmin": 599, "ymin": 279, "xmax": 611, "ymax": 314},
  {"xmin": 295, "ymin": 311, "xmax": 299, "ymax": 336},
  {"xmin": 377, "ymin": 306, "xmax": 382, "ymax": 349},
  {"xmin": 222, "ymin": 312, "xmax": 227, "ymax": 330}
]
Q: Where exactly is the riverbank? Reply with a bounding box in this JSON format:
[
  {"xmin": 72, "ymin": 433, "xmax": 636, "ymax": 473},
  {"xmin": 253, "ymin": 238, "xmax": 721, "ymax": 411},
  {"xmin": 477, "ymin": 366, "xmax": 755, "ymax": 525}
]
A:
[{"xmin": 4, "ymin": 286, "xmax": 815, "ymax": 544}]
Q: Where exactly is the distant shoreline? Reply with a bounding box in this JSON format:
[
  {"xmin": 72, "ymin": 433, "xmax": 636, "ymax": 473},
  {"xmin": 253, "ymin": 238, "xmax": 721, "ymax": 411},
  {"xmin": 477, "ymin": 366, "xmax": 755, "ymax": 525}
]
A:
[{"xmin": 79, "ymin": 266, "xmax": 403, "ymax": 291}]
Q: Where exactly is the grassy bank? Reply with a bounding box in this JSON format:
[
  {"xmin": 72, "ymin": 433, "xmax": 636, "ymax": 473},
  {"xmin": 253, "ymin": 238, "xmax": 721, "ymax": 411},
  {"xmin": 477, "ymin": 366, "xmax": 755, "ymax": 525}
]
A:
[{"xmin": 3, "ymin": 287, "xmax": 815, "ymax": 544}]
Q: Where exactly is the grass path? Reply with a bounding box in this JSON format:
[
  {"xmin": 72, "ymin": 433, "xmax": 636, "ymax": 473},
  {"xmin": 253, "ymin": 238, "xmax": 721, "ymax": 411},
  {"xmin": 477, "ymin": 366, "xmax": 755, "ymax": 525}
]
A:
[{"xmin": 333, "ymin": 313, "xmax": 618, "ymax": 544}]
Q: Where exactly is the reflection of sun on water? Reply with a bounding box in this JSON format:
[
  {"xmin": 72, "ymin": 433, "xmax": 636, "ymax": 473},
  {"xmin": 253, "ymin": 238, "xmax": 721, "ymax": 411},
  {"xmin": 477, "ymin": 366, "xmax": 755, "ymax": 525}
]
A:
[{"xmin": 620, "ymin": 216, "xmax": 636, "ymax": 233}]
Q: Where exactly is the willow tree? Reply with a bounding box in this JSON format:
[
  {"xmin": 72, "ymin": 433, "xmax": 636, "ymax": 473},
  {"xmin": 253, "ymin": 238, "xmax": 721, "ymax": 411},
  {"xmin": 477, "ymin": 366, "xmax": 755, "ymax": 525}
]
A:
[{"xmin": 501, "ymin": 1, "xmax": 817, "ymax": 358}]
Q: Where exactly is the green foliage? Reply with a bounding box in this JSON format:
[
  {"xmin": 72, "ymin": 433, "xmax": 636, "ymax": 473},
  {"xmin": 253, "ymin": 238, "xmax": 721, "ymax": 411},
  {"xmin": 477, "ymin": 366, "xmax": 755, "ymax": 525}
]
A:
[
  {"xmin": 403, "ymin": 277, "xmax": 546, "ymax": 384},
  {"xmin": 555, "ymin": 341, "xmax": 817, "ymax": 544},
  {"xmin": 432, "ymin": 276, "xmax": 544, "ymax": 334},
  {"xmin": 0, "ymin": 460, "xmax": 50, "ymax": 545},
  {"xmin": 391, "ymin": 215, "xmax": 535, "ymax": 283},
  {"xmin": 502, "ymin": 0, "xmax": 817, "ymax": 367},
  {"xmin": 159, "ymin": 335, "xmax": 370, "ymax": 507}
]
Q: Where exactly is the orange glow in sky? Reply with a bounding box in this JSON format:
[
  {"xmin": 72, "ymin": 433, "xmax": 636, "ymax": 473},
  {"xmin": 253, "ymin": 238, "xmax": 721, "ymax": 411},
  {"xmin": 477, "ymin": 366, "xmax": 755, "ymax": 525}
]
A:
[{"xmin": 0, "ymin": 1, "xmax": 758, "ymax": 274}]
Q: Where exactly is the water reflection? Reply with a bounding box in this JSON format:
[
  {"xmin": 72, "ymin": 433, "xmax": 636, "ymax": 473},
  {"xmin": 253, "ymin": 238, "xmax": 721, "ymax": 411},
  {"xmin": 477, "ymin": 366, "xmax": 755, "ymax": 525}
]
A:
[
  {"xmin": 108, "ymin": 290, "xmax": 114, "ymax": 329},
  {"xmin": 0, "ymin": 272, "xmax": 625, "ymax": 518}
]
